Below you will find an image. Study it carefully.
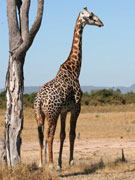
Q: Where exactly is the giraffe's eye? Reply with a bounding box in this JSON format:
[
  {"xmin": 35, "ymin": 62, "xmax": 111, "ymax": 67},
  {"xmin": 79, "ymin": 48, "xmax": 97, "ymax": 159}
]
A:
[{"xmin": 89, "ymin": 16, "xmax": 93, "ymax": 20}]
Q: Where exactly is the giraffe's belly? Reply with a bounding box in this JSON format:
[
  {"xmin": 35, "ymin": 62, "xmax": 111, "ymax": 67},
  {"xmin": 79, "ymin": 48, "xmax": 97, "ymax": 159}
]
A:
[{"xmin": 61, "ymin": 100, "xmax": 75, "ymax": 113}]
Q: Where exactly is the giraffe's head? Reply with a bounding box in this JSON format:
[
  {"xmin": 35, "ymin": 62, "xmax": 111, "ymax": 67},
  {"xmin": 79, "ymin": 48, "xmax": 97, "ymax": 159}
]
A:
[{"xmin": 79, "ymin": 7, "xmax": 104, "ymax": 27}]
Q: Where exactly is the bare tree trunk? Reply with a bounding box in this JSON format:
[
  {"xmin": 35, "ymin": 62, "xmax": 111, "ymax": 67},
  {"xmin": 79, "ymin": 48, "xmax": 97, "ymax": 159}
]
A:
[
  {"xmin": 5, "ymin": 55, "xmax": 25, "ymax": 166},
  {"xmin": 4, "ymin": 0, "xmax": 44, "ymax": 167}
]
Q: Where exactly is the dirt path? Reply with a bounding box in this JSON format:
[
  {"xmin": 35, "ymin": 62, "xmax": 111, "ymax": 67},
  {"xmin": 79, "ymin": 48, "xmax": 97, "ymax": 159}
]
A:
[
  {"xmin": 21, "ymin": 138, "xmax": 135, "ymax": 180},
  {"xmin": 22, "ymin": 138, "xmax": 135, "ymax": 163}
]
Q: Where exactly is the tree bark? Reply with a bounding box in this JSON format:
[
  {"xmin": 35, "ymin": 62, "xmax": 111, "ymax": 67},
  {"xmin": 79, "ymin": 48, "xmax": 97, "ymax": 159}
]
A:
[
  {"xmin": 0, "ymin": 138, "xmax": 6, "ymax": 166},
  {"xmin": 5, "ymin": 55, "xmax": 25, "ymax": 166},
  {"xmin": 4, "ymin": 0, "xmax": 44, "ymax": 167}
]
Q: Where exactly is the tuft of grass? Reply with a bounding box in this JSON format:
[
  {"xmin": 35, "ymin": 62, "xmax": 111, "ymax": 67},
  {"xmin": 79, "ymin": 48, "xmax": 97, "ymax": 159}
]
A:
[
  {"xmin": 95, "ymin": 114, "xmax": 99, "ymax": 118},
  {"xmin": 82, "ymin": 158, "xmax": 105, "ymax": 174},
  {"xmin": 0, "ymin": 163, "xmax": 59, "ymax": 180}
]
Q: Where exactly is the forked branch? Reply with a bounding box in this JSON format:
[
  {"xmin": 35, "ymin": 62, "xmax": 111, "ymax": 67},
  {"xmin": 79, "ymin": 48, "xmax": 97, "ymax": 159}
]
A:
[
  {"xmin": 29, "ymin": 0, "xmax": 44, "ymax": 38},
  {"xmin": 7, "ymin": 0, "xmax": 21, "ymax": 49},
  {"xmin": 20, "ymin": 0, "xmax": 31, "ymax": 40},
  {"xmin": 15, "ymin": 0, "xmax": 44, "ymax": 58}
]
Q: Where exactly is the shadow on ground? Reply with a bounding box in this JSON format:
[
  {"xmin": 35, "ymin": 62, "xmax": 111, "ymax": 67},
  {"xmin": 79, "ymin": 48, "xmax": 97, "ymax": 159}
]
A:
[
  {"xmin": 59, "ymin": 159, "xmax": 105, "ymax": 178},
  {"xmin": 59, "ymin": 156, "xmax": 129, "ymax": 178}
]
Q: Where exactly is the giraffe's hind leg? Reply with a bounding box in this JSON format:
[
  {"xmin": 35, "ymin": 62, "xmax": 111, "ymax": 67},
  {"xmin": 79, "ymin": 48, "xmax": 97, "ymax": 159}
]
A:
[
  {"xmin": 57, "ymin": 112, "xmax": 67, "ymax": 170},
  {"xmin": 35, "ymin": 111, "xmax": 45, "ymax": 168},
  {"xmin": 69, "ymin": 104, "xmax": 81, "ymax": 166},
  {"xmin": 47, "ymin": 114, "xmax": 59, "ymax": 169}
]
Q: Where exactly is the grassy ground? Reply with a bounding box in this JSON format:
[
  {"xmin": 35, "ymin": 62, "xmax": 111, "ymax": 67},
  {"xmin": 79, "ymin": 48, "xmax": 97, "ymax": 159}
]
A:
[
  {"xmin": 1, "ymin": 104, "xmax": 135, "ymax": 179},
  {"xmin": 1, "ymin": 159, "xmax": 135, "ymax": 180},
  {"xmin": 1, "ymin": 104, "xmax": 135, "ymax": 141},
  {"xmin": 20, "ymin": 104, "xmax": 135, "ymax": 140}
]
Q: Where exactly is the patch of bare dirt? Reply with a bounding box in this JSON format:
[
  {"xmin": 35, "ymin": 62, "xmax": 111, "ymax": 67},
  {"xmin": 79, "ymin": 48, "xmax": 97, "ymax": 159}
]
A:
[{"xmin": 21, "ymin": 138, "xmax": 135, "ymax": 180}]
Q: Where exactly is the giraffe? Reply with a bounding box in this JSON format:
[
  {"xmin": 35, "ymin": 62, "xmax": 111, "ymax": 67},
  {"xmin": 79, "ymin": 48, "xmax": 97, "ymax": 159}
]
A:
[{"xmin": 34, "ymin": 7, "xmax": 104, "ymax": 169}]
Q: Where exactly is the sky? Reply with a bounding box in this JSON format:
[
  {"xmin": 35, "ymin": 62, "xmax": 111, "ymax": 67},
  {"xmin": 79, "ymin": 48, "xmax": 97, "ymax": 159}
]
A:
[{"xmin": 0, "ymin": 0, "xmax": 135, "ymax": 89}]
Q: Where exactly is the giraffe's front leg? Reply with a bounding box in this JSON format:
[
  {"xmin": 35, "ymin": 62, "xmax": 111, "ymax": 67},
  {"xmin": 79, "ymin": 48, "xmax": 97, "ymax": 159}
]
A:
[{"xmin": 69, "ymin": 104, "xmax": 80, "ymax": 166}]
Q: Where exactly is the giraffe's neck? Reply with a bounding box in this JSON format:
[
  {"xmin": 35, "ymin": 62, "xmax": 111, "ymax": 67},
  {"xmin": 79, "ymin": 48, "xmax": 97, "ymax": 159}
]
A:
[{"xmin": 59, "ymin": 16, "xmax": 84, "ymax": 79}]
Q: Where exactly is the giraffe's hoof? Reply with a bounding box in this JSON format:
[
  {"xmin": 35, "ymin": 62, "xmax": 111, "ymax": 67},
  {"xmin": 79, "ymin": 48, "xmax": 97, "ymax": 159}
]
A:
[
  {"xmin": 39, "ymin": 163, "xmax": 43, "ymax": 169},
  {"xmin": 69, "ymin": 160, "xmax": 74, "ymax": 166},
  {"xmin": 56, "ymin": 165, "xmax": 62, "ymax": 171},
  {"xmin": 49, "ymin": 163, "xmax": 54, "ymax": 169}
]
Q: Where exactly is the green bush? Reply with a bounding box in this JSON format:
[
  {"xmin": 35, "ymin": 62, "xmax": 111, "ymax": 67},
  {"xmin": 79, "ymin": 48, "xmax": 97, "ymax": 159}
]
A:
[
  {"xmin": 0, "ymin": 91, "xmax": 6, "ymax": 108},
  {"xmin": 81, "ymin": 89, "xmax": 128, "ymax": 106},
  {"xmin": 23, "ymin": 93, "xmax": 37, "ymax": 107},
  {"xmin": 0, "ymin": 91, "xmax": 37, "ymax": 109}
]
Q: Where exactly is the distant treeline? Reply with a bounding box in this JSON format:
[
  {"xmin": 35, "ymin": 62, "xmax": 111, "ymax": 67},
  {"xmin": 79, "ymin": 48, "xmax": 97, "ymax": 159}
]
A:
[
  {"xmin": 1, "ymin": 89, "xmax": 135, "ymax": 108},
  {"xmin": 82, "ymin": 89, "xmax": 135, "ymax": 106}
]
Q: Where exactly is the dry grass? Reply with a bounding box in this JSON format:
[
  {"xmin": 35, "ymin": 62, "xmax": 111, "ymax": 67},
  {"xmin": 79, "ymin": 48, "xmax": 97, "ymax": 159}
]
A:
[
  {"xmin": 0, "ymin": 163, "xmax": 59, "ymax": 180},
  {"xmin": 58, "ymin": 158, "xmax": 135, "ymax": 180},
  {"xmin": 1, "ymin": 157, "xmax": 135, "ymax": 180},
  {"xmin": 81, "ymin": 104, "xmax": 135, "ymax": 113},
  {"xmin": 1, "ymin": 105, "xmax": 135, "ymax": 179},
  {"xmin": 22, "ymin": 104, "xmax": 135, "ymax": 141},
  {"xmin": 1, "ymin": 105, "xmax": 135, "ymax": 141}
]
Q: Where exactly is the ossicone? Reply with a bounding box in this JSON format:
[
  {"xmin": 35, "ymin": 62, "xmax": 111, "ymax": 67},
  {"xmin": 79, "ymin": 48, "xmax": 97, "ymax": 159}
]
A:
[{"xmin": 83, "ymin": 7, "xmax": 88, "ymax": 12}]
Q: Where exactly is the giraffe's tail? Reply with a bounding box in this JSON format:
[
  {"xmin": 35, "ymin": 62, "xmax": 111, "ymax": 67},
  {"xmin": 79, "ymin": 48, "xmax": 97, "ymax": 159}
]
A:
[
  {"xmin": 44, "ymin": 139, "xmax": 48, "ymax": 163},
  {"xmin": 38, "ymin": 125, "xmax": 44, "ymax": 148},
  {"xmin": 34, "ymin": 95, "xmax": 45, "ymax": 149}
]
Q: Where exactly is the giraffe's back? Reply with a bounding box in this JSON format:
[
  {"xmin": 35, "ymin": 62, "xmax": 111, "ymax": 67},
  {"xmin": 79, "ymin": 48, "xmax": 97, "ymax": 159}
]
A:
[{"xmin": 34, "ymin": 69, "xmax": 82, "ymax": 117}]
